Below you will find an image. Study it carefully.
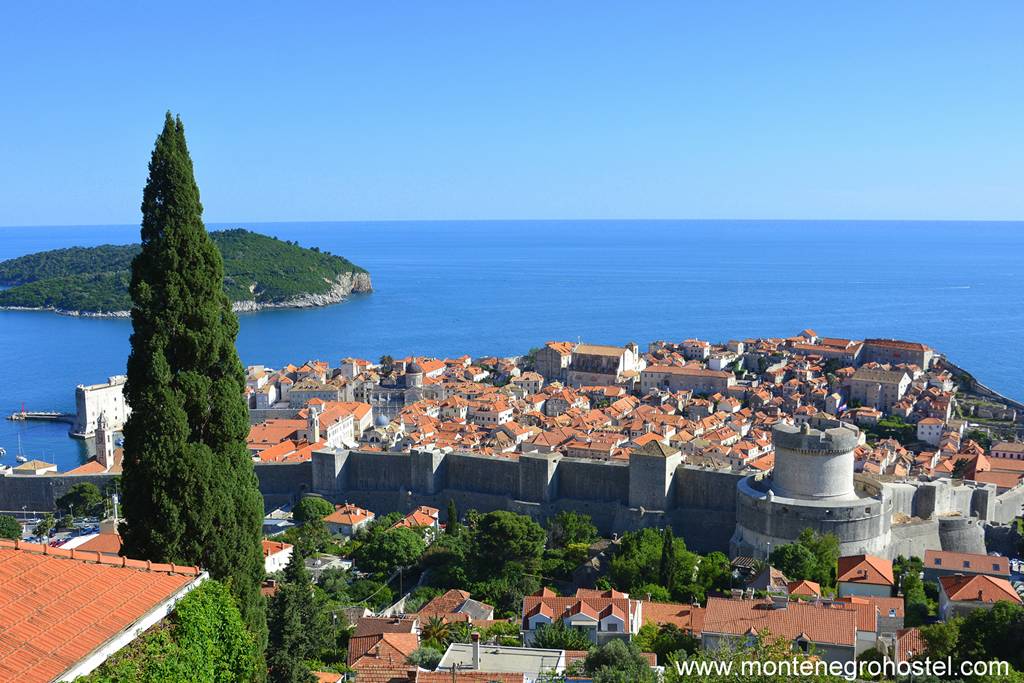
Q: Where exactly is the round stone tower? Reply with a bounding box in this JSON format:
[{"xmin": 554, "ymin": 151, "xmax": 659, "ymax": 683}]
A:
[
  {"xmin": 730, "ymin": 418, "xmax": 893, "ymax": 559},
  {"xmin": 771, "ymin": 421, "xmax": 860, "ymax": 500}
]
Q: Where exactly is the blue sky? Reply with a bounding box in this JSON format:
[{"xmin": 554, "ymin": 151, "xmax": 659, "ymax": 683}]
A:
[{"xmin": 1, "ymin": 2, "xmax": 1022, "ymax": 225}]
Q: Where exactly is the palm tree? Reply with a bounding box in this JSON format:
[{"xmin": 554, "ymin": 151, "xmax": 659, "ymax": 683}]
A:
[{"xmin": 420, "ymin": 615, "xmax": 452, "ymax": 650}]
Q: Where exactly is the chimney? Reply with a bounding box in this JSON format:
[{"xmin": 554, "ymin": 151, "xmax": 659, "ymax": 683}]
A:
[{"xmin": 471, "ymin": 631, "xmax": 480, "ymax": 670}]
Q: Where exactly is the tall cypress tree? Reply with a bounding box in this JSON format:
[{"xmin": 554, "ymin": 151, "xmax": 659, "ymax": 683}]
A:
[
  {"xmin": 120, "ymin": 113, "xmax": 266, "ymax": 648},
  {"xmin": 659, "ymin": 526, "xmax": 676, "ymax": 590},
  {"xmin": 446, "ymin": 498, "xmax": 459, "ymax": 534}
]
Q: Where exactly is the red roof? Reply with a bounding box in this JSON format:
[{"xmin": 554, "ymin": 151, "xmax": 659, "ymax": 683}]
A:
[
  {"xmin": 837, "ymin": 554, "xmax": 895, "ymax": 586},
  {"xmin": 702, "ymin": 597, "xmax": 858, "ymax": 647},
  {"xmin": 939, "ymin": 574, "xmax": 1022, "ymax": 604},
  {"xmin": 0, "ymin": 540, "xmax": 202, "ymax": 683},
  {"xmin": 642, "ymin": 601, "xmax": 705, "ymax": 634}
]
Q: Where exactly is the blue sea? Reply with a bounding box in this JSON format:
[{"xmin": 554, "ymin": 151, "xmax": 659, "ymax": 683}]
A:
[{"xmin": 1, "ymin": 220, "xmax": 1022, "ymax": 471}]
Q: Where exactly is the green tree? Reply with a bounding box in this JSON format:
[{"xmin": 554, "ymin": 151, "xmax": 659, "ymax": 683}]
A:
[
  {"xmin": 352, "ymin": 526, "xmax": 426, "ymax": 577},
  {"xmin": 407, "ymin": 646, "xmax": 443, "ymax": 670},
  {"xmin": 0, "ymin": 514, "xmax": 21, "ymax": 540},
  {"xmin": 473, "ymin": 510, "xmax": 546, "ymax": 574},
  {"xmin": 446, "ymin": 498, "xmax": 460, "ymax": 535},
  {"xmin": 633, "ymin": 623, "xmax": 699, "ymax": 665},
  {"xmin": 81, "ymin": 580, "xmax": 258, "ymax": 682},
  {"xmin": 583, "ymin": 638, "xmax": 657, "ymax": 683},
  {"xmin": 120, "ymin": 113, "xmax": 266, "ymax": 647},
  {"xmin": 293, "ymin": 496, "xmax": 334, "ymax": 525},
  {"xmin": 956, "ymin": 601, "xmax": 1024, "ymax": 671},
  {"xmin": 33, "ymin": 513, "xmax": 55, "ymax": 539},
  {"xmin": 379, "ymin": 355, "xmax": 394, "ymax": 372},
  {"xmin": 770, "ymin": 542, "xmax": 818, "ymax": 584},
  {"xmin": 665, "ymin": 633, "xmax": 844, "ymax": 683},
  {"xmin": 547, "ymin": 510, "xmax": 598, "ymax": 548},
  {"xmin": 531, "ymin": 620, "xmax": 593, "ymax": 650},
  {"xmin": 797, "ymin": 528, "xmax": 840, "ymax": 587},
  {"xmin": 56, "ymin": 482, "xmax": 104, "ymax": 518},
  {"xmin": 266, "ymin": 582, "xmax": 315, "ymax": 683},
  {"xmin": 901, "ymin": 572, "xmax": 930, "ymax": 626},
  {"xmin": 920, "ymin": 617, "xmax": 961, "ymax": 660},
  {"xmin": 659, "ymin": 526, "xmax": 677, "ymax": 591},
  {"xmin": 609, "ymin": 528, "xmax": 664, "ymax": 591},
  {"xmin": 420, "ymin": 615, "xmax": 453, "ymax": 650}
]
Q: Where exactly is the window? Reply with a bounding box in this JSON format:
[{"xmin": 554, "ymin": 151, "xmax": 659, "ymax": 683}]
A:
[
  {"xmin": 963, "ymin": 561, "xmax": 970, "ymax": 568},
  {"xmin": 606, "ymin": 623, "xmax": 618, "ymax": 632},
  {"xmin": 935, "ymin": 558, "xmax": 942, "ymax": 566}
]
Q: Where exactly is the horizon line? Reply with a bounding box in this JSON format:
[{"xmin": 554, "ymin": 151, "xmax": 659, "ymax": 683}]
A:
[{"xmin": 3, "ymin": 216, "xmax": 1024, "ymax": 230}]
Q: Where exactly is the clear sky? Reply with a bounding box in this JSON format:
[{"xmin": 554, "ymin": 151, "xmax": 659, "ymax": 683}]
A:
[{"xmin": 1, "ymin": 2, "xmax": 1022, "ymax": 225}]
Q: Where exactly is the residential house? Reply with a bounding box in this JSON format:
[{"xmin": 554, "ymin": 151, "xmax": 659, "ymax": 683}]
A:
[
  {"xmin": 701, "ymin": 597, "xmax": 859, "ymax": 664},
  {"xmin": 938, "ymin": 574, "xmax": 1022, "ymax": 619},
  {"xmin": 323, "ymin": 503, "xmax": 375, "ymax": 537},
  {"xmin": 521, "ymin": 588, "xmax": 642, "ymax": 646},
  {"xmin": 837, "ymin": 555, "xmax": 894, "ymax": 598},
  {"xmin": 923, "ymin": 550, "xmax": 1010, "ymax": 582}
]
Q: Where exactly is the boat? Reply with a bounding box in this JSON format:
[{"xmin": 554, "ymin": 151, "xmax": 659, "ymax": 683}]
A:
[
  {"xmin": 14, "ymin": 435, "xmax": 28, "ymax": 463},
  {"xmin": 0, "ymin": 446, "xmax": 5, "ymax": 457}
]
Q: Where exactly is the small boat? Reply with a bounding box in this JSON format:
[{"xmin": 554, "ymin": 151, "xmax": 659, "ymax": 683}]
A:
[
  {"xmin": 0, "ymin": 446, "xmax": 5, "ymax": 457},
  {"xmin": 14, "ymin": 434, "xmax": 27, "ymax": 463}
]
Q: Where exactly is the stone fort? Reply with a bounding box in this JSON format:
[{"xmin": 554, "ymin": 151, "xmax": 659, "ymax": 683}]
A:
[{"xmin": 4, "ymin": 424, "xmax": 1021, "ymax": 559}]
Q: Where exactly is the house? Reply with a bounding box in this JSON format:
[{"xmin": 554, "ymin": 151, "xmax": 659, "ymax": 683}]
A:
[
  {"xmin": 916, "ymin": 417, "xmax": 945, "ymax": 446},
  {"xmin": 894, "ymin": 627, "xmax": 925, "ymax": 663},
  {"xmin": 991, "ymin": 441, "xmax": 1024, "ymax": 461},
  {"xmin": 391, "ymin": 505, "xmax": 441, "ymax": 540},
  {"xmin": 11, "ymin": 459, "xmax": 57, "ymax": 476},
  {"xmin": 847, "ymin": 368, "xmax": 910, "ymax": 411},
  {"xmin": 640, "ymin": 365, "xmax": 736, "ymax": 395},
  {"xmin": 787, "ymin": 580, "xmax": 822, "ymax": 598},
  {"xmin": 859, "ymin": 339, "xmax": 933, "ymax": 370},
  {"xmin": 923, "ymin": 550, "xmax": 1010, "ymax": 582},
  {"xmin": 837, "ymin": 555, "xmax": 894, "ymax": 598},
  {"xmin": 417, "ymin": 589, "xmax": 495, "ymax": 623},
  {"xmin": 346, "ymin": 631, "xmax": 418, "ymax": 682},
  {"xmin": 937, "ymin": 574, "xmax": 1022, "ymax": 620},
  {"xmin": 521, "ymin": 588, "xmax": 642, "ymax": 646},
  {"xmin": 0, "ymin": 538, "xmax": 205, "ymax": 682},
  {"xmin": 323, "ymin": 503, "xmax": 375, "ymax": 537},
  {"xmin": 262, "ymin": 539, "xmax": 294, "ymax": 574},
  {"xmin": 438, "ymin": 634, "xmax": 564, "ymax": 683},
  {"xmin": 701, "ymin": 597, "xmax": 859, "ymax": 664},
  {"xmin": 641, "ymin": 601, "xmax": 705, "ymax": 637}
]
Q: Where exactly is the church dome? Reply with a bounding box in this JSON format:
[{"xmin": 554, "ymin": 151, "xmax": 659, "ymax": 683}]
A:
[
  {"xmin": 374, "ymin": 413, "xmax": 390, "ymax": 428},
  {"xmin": 407, "ymin": 362, "xmax": 424, "ymax": 374}
]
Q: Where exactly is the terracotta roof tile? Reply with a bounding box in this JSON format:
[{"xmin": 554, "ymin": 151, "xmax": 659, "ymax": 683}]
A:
[
  {"xmin": 702, "ymin": 597, "xmax": 858, "ymax": 647},
  {"xmin": 0, "ymin": 540, "xmax": 201, "ymax": 683},
  {"xmin": 837, "ymin": 554, "xmax": 894, "ymax": 586},
  {"xmin": 939, "ymin": 574, "xmax": 1022, "ymax": 604}
]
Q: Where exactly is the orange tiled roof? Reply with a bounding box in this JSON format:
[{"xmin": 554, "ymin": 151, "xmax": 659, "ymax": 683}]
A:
[
  {"xmin": 75, "ymin": 532, "xmax": 122, "ymax": 556},
  {"xmin": 939, "ymin": 574, "xmax": 1021, "ymax": 604},
  {"xmin": 642, "ymin": 601, "xmax": 705, "ymax": 634},
  {"xmin": 896, "ymin": 628, "xmax": 925, "ymax": 662},
  {"xmin": 0, "ymin": 540, "xmax": 202, "ymax": 683},
  {"xmin": 702, "ymin": 597, "xmax": 857, "ymax": 647},
  {"xmin": 262, "ymin": 539, "xmax": 292, "ymax": 557},
  {"xmin": 837, "ymin": 554, "xmax": 894, "ymax": 586}
]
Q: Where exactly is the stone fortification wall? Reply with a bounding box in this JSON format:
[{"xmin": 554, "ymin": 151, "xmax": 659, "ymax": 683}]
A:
[
  {"xmin": 937, "ymin": 515, "xmax": 987, "ymax": 555},
  {"xmin": 557, "ymin": 458, "xmax": 629, "ymax": 503}
]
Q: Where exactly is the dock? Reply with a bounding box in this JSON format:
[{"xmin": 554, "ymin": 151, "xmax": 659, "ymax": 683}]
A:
[{"xmin": 6, "ymin": 410, "xmax": 75, "ymax": 424}]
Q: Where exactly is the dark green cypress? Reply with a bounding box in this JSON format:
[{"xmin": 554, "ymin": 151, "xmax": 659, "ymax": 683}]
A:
[
  {"xmin": 120, "ymin": 113, "xmax": 267, "ymax": 650},
  {"xmin": 446, "ymin": 498, "xmax": 459, "ymax": 534},
  {"xmin": 659, "ymin": 526, "xmax": 676, "ymax": 590}
]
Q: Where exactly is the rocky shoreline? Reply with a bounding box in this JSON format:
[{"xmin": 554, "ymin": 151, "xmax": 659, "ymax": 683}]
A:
[{"xmin": 0, "ymin": 271, "xmax": 373, "ymax": 318}]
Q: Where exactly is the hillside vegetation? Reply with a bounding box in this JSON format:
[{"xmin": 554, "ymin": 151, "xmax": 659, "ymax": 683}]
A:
[{"xmin": 0, "ymin": 229, "xmax": 369, "ymax": 314}]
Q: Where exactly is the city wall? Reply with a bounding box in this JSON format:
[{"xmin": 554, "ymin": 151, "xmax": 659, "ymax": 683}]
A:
[{"xmin": 2, "ymin": 448, "xmax": 1018, "ymax": 558}]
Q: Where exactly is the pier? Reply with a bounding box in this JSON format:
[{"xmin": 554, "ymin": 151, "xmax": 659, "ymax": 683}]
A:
[{"xmin": 6, "ymin": 410, "xmax": 75, "ymax": 424}]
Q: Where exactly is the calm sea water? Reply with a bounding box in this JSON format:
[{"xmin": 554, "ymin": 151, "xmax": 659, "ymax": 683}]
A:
[{"xmin": 1, "ymin": 220, "xmax": 1022, "ymax": 470}]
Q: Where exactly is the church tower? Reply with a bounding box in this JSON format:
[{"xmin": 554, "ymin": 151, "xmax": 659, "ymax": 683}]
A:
[{"xmin": 96, "ymin": 411, "xmax": 115, "ymax": 471}]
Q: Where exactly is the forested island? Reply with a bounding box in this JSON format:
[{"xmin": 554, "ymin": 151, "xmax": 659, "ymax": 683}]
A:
[{"xmin": 0, "ymin": 229, "xmax": 372, "ymax": 316}]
